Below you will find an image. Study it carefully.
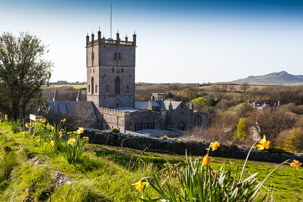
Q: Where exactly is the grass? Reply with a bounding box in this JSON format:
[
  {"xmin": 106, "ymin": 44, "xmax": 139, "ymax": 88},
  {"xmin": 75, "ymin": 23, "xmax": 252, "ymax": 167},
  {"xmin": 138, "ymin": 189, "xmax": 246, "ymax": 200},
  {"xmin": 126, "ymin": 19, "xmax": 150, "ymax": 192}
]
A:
[
  {"xmin": 44, "ymin": 84, "xmax": 87, "ymax": 89},
  {"xmin": 0, "ymin": 122, "xmax": 302, "ymax": 201}
]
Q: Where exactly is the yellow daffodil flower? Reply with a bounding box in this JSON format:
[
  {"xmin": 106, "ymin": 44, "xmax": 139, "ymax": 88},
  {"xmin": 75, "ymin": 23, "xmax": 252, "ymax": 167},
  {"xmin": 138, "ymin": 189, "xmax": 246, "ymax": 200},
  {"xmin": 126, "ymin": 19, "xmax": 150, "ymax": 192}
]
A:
[
  {"xmin": 132, "ymin": 180, "xmax": 148, "ymax": 192},
  {"xmin": 59, "ymin": 131, "xmax": 63, "ymax": 135},
  {"xmin": 77, "ymin": 127, "xmax": 84, "ymax": 134},
  {"xmin": 50, "ymin": 140, "xmax": 55, "ymax": 147},
  {"xmin": 202, "ymin": 155, "xmax": 210, "ymax": 166},
  {"xmin": 5, "ymin": 114, "xmax": 8, "ymax": 121},
  {"xmin": 290, "ymin": 160, "xmax": 302, "ymax": 170},
  {"xmin": 211, "ymin": 142, "xmax": 220, "ymax": 151},
  {"xmin": 62, "ymin": 118, "xmax": 66, "ymax": 122},
  {"xmin": 51, "ymin": 126, "xmax": 55, "ymax": 131},
  {"xmin": 68, "ymin": 138, "xmax": 75, "ymax": 145},
  {"xmin": 59, "ymin": 134, "xmax": 63, "ymax": 138},
  {"xmin": 25, "ymin": 123, "xmax": 29, "ymax": 128},
  {"xmin": 257, "ymin": 135, "xmax": 270, "ymax": 150}
]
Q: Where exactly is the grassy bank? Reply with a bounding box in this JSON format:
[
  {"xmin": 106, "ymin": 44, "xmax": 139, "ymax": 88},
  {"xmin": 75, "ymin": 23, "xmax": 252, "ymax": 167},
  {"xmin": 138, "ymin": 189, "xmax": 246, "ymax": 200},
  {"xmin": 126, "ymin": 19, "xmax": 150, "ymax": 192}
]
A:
[{"xmin": 0, "ymin": 122, "xmax": 302, "ymax": 201}]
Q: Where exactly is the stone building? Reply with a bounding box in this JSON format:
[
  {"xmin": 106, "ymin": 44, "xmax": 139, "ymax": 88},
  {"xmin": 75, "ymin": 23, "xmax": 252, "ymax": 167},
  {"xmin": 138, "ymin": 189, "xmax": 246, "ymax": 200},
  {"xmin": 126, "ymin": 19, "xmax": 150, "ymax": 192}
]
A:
[{"xmin": 47, "ymin": 30, "xmax": 211, "ymax": 134}]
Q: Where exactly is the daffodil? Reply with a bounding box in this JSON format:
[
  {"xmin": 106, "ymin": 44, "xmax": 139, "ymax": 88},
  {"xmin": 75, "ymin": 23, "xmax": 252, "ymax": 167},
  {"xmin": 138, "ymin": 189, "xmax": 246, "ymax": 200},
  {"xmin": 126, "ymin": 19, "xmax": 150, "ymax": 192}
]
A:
[
  {"xmin": 39, "ymin": 118, "xmax": 43, "ymax": 122},
  {"xmin": 257, "ymin": 135, "xmax": 270, "ymax": 150},
  {"xmin": 132, "ymin": 180, "xmax": 148, "ymax": 192},
  {"xmin": 202, "ymin": 155, "xmax": 210, "ymax": 166},
  {"xmin": 77, "ymin": 127, "xmax": 84, "ymax": 134},
  {"xmin": 5, "ymin": 114, "xmax": 8, "ymax": 121},
  {"xmin": 211, "ymin": 142, "xmax": 220, "ymax": 151},
  {"xmin": 59, "ymin": 134, "xmax": 63, "ymax": 138},
  {"xmin": 25, "ymin": 123, "xmax": 29, "ymax": 128},
  {"xmin": 59, "ymin": 131, "xmax": 63, "ymax": 135},
  {"xmin": 62, "ymin": 118, "xmax": 66, "ymax": 122},
  {"xmin": 51, "ymin": 126, "xmax": 55, "ymax": 131},
  {"xmin": 50, "ymin": 140, "xmax": 55, "ymax": 147},
  {"xmin": 68, "ymin": 138, "xmax": 75, "ymax": 145},
  {"xmin": 290, "ymin": 160, "xmax": 302, "ymax": 170}
]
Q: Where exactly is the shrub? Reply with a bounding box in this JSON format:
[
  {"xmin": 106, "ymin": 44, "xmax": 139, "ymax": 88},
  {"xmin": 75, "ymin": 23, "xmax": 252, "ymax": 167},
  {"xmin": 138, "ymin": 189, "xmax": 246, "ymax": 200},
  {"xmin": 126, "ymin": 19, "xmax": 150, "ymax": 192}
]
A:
[
  {"xmin": 235, "ymin": 118, "xmax": 247, "ymax": 141},
  {"xmin": 284, "ymin": 128, "xmax": 303, "ymax": 153},
  {"xmin": 112, "ymin": 128, "xmax": 120, "ymax": 133},
  {"xmin": 10, "ymin": 120, "xmax": 21, "ymax": 134}
]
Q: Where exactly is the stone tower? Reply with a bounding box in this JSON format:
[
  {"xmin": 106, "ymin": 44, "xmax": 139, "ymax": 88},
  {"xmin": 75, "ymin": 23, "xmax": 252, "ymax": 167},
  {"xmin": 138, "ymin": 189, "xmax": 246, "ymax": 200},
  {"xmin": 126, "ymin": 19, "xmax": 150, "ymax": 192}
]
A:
[{"xmin": 86, "ymin": 30, "xmax": 136, "ymax": 108}]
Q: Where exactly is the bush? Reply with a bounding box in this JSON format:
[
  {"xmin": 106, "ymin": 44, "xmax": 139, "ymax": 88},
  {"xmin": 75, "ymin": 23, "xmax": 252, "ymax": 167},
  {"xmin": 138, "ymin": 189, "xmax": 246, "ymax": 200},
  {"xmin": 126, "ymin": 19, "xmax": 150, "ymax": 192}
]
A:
[
  {"xmin": 112, "ymin": 128, "xmax": 120, "ymax": 133},
  {"xmin": 10, "ymin": 120, "xmax": 21, "ymax": 134},
  {"xmin": 235, "ymin": 118, "xmax": 247, "ymax": 141},
  {"xmin": 284, "ymin": 128, "xmax": 303, "ymax": 153}
]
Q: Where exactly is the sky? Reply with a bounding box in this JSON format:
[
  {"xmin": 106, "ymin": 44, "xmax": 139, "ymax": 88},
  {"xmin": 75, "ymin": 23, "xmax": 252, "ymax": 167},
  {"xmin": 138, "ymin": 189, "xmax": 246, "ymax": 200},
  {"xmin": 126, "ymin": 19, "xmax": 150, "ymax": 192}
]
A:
[{"xmin": 0, "ymin": 0, "xmax": 302, "ymax": 83}]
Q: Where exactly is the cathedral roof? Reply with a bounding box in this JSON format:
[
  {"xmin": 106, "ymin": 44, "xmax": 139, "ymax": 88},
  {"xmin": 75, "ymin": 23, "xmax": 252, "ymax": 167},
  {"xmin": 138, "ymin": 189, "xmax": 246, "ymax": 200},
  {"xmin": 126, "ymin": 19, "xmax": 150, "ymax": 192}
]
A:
[
  {"xmin": 135, "ymin": 101, "xmax": 182, "ymax": 110},
  {"xmin": 46, "ymin": 101, "xmax": 102, "ymax": 121},
  {"xmin": 160, "ymin": 101, "xmax": 182, "ymax": 110}
]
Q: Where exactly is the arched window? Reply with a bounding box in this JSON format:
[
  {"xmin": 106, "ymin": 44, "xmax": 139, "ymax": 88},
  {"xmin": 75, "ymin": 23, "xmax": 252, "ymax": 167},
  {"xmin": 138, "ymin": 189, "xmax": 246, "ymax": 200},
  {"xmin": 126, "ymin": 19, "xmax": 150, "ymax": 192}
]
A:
[
  {"xmin": 126, "ymin": 84, "xmax": 129, "ymax": 93},
  {"xmin": 115, "ymin": 76, "xmax": 120, "ymax": 94},
  {"xmin": 91, "ymin": 77, "xmax": 94, "ymax": 95},
  {"xmin": 194, "ymin": 115, "xmax": 202, "ymax": 127},
  {"xmin": 178, "ymin": 121, "xmax": 185, "ymax": 131}
]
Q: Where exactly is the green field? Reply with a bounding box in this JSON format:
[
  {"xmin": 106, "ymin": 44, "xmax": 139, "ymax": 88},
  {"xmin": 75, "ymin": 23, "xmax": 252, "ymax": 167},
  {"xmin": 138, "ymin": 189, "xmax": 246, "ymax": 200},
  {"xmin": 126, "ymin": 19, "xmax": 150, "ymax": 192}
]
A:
[
  {"xmin": 0, "ymin": 122, "xmax": 302, "ymax": 201},
  {"xmin": 44, "ymin": 84, "xmax": 87, "ymax": 89}
]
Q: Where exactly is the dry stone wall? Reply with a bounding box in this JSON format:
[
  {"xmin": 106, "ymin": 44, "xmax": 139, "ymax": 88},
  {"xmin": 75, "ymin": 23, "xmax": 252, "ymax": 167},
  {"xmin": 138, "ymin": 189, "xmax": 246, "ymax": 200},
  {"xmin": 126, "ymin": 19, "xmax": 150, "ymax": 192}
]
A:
[{"xmin": 82, "ymin": 128, "xmax": 303, "ymax": 164}]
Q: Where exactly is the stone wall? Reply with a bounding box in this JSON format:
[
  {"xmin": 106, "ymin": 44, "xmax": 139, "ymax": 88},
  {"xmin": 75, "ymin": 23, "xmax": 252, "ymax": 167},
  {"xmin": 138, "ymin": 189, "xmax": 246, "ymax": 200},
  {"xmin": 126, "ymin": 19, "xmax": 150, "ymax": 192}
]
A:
[{"xmin": 82, "ymin": 129, "xmax": 303, "ymax": 164}]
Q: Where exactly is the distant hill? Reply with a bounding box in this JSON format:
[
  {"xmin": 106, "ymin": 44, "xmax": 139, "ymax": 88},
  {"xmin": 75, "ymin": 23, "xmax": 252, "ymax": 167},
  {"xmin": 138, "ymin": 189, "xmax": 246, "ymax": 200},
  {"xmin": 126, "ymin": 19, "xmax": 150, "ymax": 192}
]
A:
[{"xmin": 231, "ymin": 71, "xmax": 303, "ymax": 85}]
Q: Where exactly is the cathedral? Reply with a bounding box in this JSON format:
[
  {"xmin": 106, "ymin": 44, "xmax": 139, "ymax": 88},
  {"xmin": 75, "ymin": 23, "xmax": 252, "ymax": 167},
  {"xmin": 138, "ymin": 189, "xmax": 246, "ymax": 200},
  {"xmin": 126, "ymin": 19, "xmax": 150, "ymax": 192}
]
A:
[{"xmin": 47, "ymin": 30, "xmax": 210, "ymax": 135}]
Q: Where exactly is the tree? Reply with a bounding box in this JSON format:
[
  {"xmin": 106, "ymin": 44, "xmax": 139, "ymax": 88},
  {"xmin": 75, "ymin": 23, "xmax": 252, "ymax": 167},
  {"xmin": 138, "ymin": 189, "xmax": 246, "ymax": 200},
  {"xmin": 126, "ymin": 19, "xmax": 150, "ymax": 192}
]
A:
[
  {"xmin": 235, "ymin": 118, "xmax": 247, "ymax": 141},
  {"xmin": 0, "ymin": 32, "xmax": 52, "ymax": 120},
  {"xmin": 192, "ymin": 97, "xmax": 211, "ymax": 111},
  {"xmin": 241, "ymin": 82, "xmax": 249, "ymax": 93}
]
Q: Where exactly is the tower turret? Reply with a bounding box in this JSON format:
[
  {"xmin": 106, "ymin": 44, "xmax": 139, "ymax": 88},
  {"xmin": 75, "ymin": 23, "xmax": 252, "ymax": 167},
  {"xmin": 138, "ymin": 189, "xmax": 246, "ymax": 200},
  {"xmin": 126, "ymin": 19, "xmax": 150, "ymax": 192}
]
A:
[
  {"xmin": 133, "ymin": 33, "xmax": 136, "ymax": 46},
  {"xmin": 86, "ymin": 34, "xmax": 89, "ymax": 46}
]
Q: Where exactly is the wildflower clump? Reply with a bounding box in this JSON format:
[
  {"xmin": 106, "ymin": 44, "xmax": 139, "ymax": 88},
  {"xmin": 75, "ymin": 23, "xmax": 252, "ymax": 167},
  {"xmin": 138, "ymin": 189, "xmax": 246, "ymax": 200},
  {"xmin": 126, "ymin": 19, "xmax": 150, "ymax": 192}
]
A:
[
  {"xmin": 132, "ymin": 179, "xmax": 148, "ymax": 192},
  {"xmin": 290, "ymin": 160, "xmax": 302, "ymax": 170},
  {"xmin": 257, "ymin": 135, "xmax": 270, "ymax": 150},
  {"xmin": 140, "ymin": 136, "xmax": 300, "ymax": 201}
]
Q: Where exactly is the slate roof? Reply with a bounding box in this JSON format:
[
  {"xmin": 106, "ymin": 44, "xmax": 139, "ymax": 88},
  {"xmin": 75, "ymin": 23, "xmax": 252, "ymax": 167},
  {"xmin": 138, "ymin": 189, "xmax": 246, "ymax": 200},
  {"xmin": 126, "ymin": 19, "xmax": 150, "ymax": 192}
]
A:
[
  {"xmin": 160, "ymin": 101, "xmax": 181, "ymax": 110},
  {"xmin": 135, "ymin": 101, "xmax": 182, "ymax": 110},
  {"xmin": 46, "ymin": 101, "xmax": 102, "ymax": 121},
  {"xmin": 135, "ymin": 102, "xmax": 149, "ymax": 110}
]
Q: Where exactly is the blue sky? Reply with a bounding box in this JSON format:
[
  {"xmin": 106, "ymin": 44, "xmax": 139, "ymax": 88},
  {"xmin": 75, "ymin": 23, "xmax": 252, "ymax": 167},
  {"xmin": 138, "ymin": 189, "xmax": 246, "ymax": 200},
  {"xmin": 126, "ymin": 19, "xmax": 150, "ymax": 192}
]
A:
[{"xmin": 0, "ymin": 0, "xmax": 302, "ymax": 83}]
